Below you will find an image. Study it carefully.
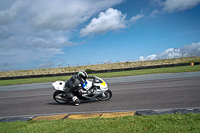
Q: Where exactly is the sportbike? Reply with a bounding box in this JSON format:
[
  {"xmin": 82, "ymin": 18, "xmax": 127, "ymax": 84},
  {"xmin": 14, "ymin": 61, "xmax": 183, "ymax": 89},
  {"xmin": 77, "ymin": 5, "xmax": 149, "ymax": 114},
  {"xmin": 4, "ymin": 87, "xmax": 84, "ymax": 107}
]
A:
[{"xmin": 52, "ymin": 76, "xmax": 112, "ymax": 104}]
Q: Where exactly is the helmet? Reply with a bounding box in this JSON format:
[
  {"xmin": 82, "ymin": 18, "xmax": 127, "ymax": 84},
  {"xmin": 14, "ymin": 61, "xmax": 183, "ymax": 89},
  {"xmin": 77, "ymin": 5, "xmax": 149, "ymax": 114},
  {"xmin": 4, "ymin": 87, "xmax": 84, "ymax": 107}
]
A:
[{"xmin": 77, "ymin": 71, "xmax": 88, "ymax": 82}]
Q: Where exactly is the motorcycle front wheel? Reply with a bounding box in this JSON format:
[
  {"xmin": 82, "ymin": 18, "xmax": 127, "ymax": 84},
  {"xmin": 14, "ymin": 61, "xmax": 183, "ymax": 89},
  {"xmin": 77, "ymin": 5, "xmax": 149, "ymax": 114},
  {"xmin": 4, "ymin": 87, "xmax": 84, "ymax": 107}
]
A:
[
  {"xmin": 53, "ymin": 90, "xmax": 70, "ymax": 104},
  {"xmin": 96, "ymin": 89, "xmax": 112, "ymax": 101}
]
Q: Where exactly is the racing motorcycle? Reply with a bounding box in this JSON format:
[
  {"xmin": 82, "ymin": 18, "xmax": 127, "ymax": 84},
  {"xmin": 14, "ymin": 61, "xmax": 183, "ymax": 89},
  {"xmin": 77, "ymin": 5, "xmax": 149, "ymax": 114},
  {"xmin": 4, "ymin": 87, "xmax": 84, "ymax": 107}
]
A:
[{"xmin": 52, "ymin": 76, "xmax": 112, "ymax": 104}]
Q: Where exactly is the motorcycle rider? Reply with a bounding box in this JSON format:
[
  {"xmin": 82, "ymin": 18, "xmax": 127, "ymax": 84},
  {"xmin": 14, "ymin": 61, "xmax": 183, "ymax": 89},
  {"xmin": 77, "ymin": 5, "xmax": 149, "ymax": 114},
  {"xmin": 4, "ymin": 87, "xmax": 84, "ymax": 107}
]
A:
[{"xmin": 64, "ymin": 71, "xmax": 92, "ymax": 106}]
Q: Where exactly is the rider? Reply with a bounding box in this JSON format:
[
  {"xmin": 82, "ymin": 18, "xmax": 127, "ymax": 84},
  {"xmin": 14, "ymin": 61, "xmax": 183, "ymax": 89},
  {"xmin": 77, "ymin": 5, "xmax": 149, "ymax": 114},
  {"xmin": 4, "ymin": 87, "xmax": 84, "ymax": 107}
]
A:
[{"xmin": 64, "ymin": 71, "xmax": 92, "ymax": 106}]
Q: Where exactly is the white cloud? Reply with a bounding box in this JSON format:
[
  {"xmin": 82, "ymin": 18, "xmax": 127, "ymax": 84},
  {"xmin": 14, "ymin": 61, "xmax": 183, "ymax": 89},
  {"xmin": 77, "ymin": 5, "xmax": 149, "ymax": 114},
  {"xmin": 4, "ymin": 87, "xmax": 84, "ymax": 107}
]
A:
[
  {"xmin": 138, "ymin": 56, "xmax": 145, "ymax": 61},
  {"xmin": 148, "ymin": 9, "xmax": 160, "ymax": 18},
  {"xmin": 158, "ymin": 48, "xmax": 182, "ymax": 59},
  {"xmin": 28, "ymin": 0, "xmax": 125, "ymax": 31},
  {"xmin": 0, "ymin": 0, "xmax": 23, "ymax": 24},
  {"xmin": 138, "ymin": 42, "xmax": 200, "ymax": 61},
  {"xmin": 163, "ymin": 0, "xmax": 200, "ymax": 12},
  {"xmin": 149, "ymin": 0, "xmax": 200, "ymax": 17},
  {"xmin": 130, "ymin": 14, "xmax": 145, "ymax": 22},
  {"xmin": 151, "ymin": 0, "xmax": 163, "ymax": 6},
  {"xmin": 80, "ymin": 8, "xmax": 127, "ymax": 37},
  {"xmin": 180, "ymin": 42, "xmax": 200, "ymax": 56},
  {"xmin": 138, "ymin": 55, "xmax": 157, "ymax": 61},
  {"xmin": 0, "ymin": 0, "xmax": 124, "ymax": 70}
]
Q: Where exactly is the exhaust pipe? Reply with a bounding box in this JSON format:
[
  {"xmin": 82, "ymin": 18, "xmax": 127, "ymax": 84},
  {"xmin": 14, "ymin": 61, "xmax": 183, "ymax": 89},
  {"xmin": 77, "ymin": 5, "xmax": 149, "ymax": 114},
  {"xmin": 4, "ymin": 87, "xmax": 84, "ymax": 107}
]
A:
[{"xmin": 55, "ymin": 96, "xmax": 68, "ymax": 101}]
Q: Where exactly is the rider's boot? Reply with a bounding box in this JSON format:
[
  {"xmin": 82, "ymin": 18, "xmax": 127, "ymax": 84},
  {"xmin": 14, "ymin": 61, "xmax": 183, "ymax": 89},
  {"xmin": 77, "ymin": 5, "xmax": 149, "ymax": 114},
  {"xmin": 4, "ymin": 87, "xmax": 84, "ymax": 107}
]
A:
[
  {"xmin": 72, "ymin": 96, "xmax": 80, "ymax": 106},
  {"xmin": 64, "ymin": 89, "xmax": 80, "ymax": 106}
]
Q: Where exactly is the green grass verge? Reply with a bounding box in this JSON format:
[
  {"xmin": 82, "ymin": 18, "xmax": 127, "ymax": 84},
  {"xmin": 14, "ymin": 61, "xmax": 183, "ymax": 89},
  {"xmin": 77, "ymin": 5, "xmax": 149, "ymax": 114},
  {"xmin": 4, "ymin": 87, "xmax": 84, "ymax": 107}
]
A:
[
  {"xmin": 0, "ymin": 65, "xmax": 200, "ymax": 86},
  {"xmin": 0, "ymin": 114, "xmax": 200, "ymax": 133}
]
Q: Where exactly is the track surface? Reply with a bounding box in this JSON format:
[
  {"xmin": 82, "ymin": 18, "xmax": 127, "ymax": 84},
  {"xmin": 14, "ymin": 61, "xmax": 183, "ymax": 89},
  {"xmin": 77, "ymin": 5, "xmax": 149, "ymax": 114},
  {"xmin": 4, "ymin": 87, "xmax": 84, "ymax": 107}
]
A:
[{"xmin": 0, "ymin": 72, "xmax": 200, "ymax": 118}]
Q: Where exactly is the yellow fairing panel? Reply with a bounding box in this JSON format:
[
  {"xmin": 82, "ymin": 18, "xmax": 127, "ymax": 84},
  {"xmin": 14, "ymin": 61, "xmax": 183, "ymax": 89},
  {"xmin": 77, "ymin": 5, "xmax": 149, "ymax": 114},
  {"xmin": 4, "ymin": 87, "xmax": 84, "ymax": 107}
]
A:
[{"xmin": 100, "ymin": 79, "xmax": 106, "ymax": 86}]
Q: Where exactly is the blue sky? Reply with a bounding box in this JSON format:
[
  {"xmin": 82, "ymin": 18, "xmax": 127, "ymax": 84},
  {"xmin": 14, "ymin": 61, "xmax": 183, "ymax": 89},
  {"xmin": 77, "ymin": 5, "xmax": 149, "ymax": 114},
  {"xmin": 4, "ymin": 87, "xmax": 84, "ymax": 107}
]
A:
[{"xmin": 0, "ymin": 0, "xmax": 200, "ymax": 71}]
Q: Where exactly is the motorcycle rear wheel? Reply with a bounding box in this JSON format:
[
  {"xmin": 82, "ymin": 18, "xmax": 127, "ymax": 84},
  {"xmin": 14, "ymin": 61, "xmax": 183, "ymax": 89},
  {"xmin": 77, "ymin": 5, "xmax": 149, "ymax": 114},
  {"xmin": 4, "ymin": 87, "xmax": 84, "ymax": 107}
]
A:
[
  {"xmin": 96, "ymin": 89, "xmax": 112, "ymax": 101},
  {"xmin": 53, "ymin": 90, "xmax": 70, "ymax": 104}
]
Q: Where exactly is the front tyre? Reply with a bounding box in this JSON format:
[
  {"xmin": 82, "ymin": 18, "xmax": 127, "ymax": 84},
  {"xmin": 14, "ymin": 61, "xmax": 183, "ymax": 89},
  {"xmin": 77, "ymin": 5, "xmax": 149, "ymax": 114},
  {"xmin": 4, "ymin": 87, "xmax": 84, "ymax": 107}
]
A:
[
  {"xmin": 53, "ymin": 90, "xmax": 70, "ymax": 104},
  {"xmin": 96, "ymin": 89, "xmax": 112, "ymax": 101}
]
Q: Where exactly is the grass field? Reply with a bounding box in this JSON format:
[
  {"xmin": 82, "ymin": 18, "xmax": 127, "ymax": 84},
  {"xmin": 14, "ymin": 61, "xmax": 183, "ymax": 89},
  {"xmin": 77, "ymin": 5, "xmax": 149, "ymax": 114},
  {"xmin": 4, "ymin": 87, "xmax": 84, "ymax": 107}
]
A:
[
  {"xmin": 0, "ymin": 65, "xmax": 200, "ymax": 86},
  {"xmin": 1, "ymin": 57, "xmax": 200, "ymax": 78},
  {"xmin": 0, "ymin": 113, "xmax": 200, "ymax": 133}
]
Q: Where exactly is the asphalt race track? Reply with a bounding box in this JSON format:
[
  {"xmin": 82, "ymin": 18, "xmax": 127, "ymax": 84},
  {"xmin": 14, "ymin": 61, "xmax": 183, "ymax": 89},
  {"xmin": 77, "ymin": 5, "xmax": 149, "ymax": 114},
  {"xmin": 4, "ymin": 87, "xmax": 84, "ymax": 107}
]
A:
[{"xmin": 0, "ymin": 72, "xmax": 200, "ymax": 118}]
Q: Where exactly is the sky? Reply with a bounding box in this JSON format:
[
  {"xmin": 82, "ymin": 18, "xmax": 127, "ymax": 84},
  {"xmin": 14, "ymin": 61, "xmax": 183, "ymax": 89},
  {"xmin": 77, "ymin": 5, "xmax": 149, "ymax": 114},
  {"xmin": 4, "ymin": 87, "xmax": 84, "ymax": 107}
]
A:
[{"xmin": 0, "ymin": 0, "xmax": 200, "ymax": 71}]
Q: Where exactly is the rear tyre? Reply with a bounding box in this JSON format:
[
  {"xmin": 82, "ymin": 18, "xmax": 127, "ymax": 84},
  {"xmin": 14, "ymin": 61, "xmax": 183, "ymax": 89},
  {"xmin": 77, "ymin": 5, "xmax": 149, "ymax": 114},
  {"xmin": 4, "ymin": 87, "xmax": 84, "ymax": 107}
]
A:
[
  {"xmin": 53, "ymin": 90, "xmax": 70, "ymax": 104},
  {"xmin": 96, "ymin": 89, "xmax": 112, "ymax": 101}
]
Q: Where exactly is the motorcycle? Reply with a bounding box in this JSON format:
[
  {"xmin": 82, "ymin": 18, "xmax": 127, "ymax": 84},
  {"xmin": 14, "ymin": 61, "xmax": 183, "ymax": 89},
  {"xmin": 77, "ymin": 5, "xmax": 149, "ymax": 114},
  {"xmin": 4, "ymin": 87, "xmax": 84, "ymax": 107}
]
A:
[{"xmin": 52, "ymin": 76, "xmax": 112, "ymax": 104}]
